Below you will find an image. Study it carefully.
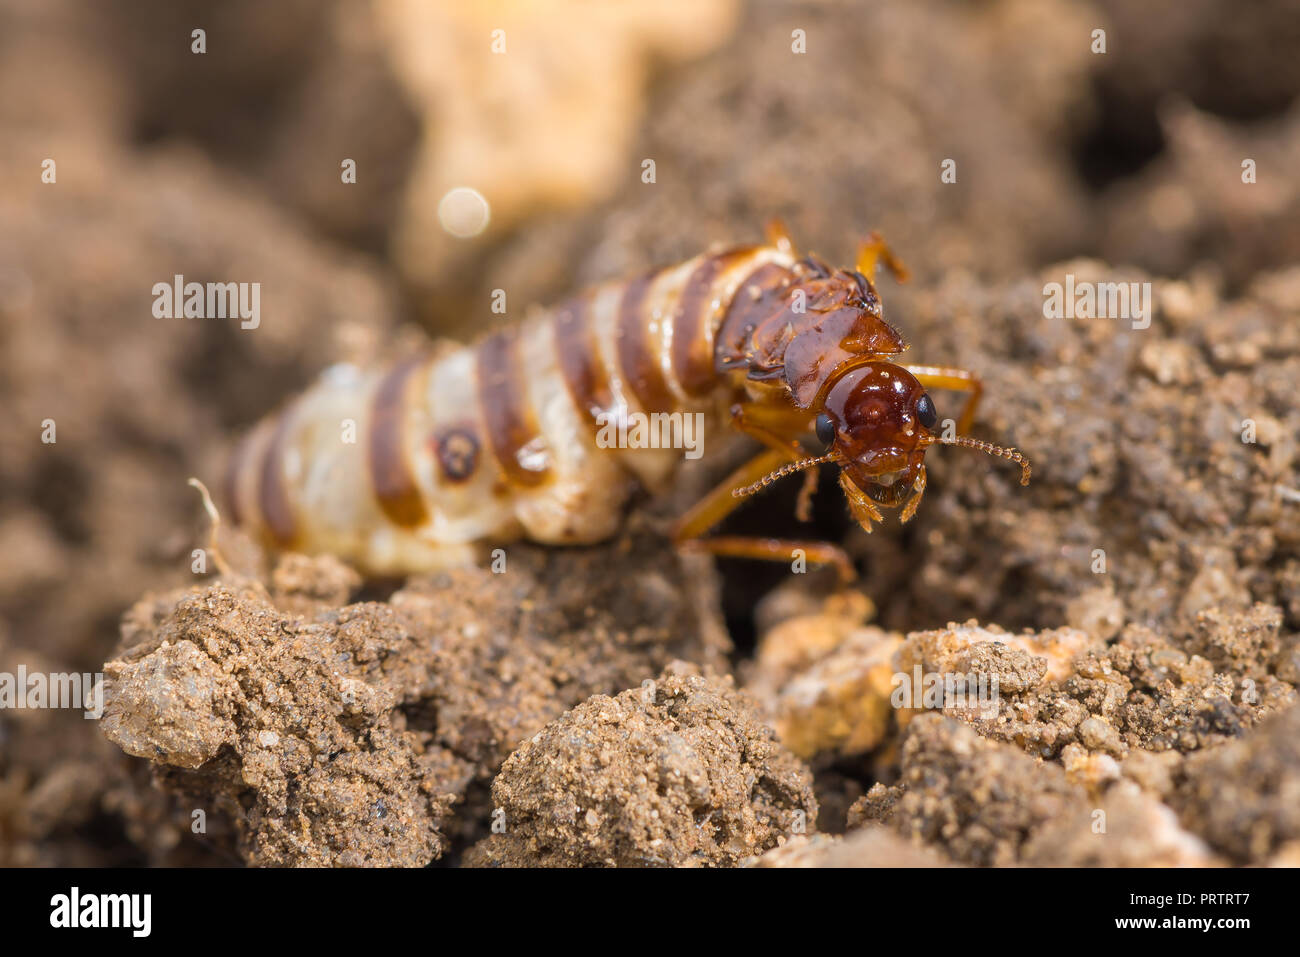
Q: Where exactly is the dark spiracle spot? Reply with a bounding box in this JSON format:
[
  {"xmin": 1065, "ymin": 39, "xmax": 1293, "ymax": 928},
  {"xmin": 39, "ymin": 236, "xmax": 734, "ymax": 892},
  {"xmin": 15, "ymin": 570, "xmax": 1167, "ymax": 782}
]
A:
[{"xmin": 433, "ymin": 425, "xmax": 480, "ymax": 483}]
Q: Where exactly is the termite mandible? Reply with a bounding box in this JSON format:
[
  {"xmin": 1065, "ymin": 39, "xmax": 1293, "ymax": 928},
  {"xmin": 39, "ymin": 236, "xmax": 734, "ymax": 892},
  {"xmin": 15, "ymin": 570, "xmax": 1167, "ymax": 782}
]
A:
[{"xmin": 222, "ymin": 222, "xmax": 1030, "ymax": 580}]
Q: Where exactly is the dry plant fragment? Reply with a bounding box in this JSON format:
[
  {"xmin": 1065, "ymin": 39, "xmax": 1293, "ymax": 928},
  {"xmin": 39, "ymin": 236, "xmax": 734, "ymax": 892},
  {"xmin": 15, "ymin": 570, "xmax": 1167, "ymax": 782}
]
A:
[{"xmin": 376, "ymin": 0, "xmax": 739, "ymax": 283}]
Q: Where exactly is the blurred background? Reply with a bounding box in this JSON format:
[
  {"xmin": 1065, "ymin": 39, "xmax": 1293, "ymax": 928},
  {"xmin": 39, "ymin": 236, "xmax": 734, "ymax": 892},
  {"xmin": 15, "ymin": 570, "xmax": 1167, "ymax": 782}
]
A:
[{"xmin": 2, "ymin": 0, "xmax": 1299, "ymax": 864}]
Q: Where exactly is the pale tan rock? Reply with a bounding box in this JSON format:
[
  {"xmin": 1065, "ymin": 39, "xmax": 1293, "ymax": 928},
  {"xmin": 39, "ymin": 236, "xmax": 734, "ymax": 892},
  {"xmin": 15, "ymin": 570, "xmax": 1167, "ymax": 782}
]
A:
[
  {"xmin": 745, "ymin": 592, "xmax": 901, "ymax": 759},
  {"xmin": 750, "ymin": 590, "xmax": 876, "ymax": 690},
  {"xmin": 750, "ymin": 612, "xmax": 1102, "ymax": 760},
  {"xmin": 766, "ymin": 626, "xmax": 904, "ymax": 760}
]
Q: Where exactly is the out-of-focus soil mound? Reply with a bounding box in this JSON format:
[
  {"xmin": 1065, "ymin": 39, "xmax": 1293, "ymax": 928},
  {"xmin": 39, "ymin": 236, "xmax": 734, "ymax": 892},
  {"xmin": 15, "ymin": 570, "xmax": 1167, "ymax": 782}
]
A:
[
  {"xmin": 90, "ymin": 0, "xmax": 421, "ymax": 254},
  {"xmin": 451, "ymin": 0, "xmax": 1101, "ymax": 335},
  {"xmin": 1099, "ymin": 101, "xmax": 1300, "ymax": 289},
  {"xmin": 1173, "ymin": 703, "xmax": 1300, "ymax": 863},
  {"xmin": 0, "ymin": 0, "xmax": 402, "ymax": 865}
]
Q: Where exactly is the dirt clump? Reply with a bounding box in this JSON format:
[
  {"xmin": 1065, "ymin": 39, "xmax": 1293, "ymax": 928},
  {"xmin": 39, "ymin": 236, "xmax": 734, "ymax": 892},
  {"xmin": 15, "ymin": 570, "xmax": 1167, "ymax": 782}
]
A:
[
  {"xmin": 850, "ymin": 713, "xmax": 1218, "ymax": 867},
  {"xmin": 99, "ymin": 534, "xmax": 730, "ymax": 865},
  {"xmin": 939, "ymin": 612, "xmax": 1295, "ymax": 758},
  {"xmin": 850, "ymin": 713, "xmax": 1082, "ymax": 866},
  {"xmin": 745, "ymin": 591, "xmax": 902, "ymax": 760},
  {"xmin": 747, "ymin": 602, "xmax": 1295, "ymax": 768},
  {"xmin": 465, "ymin": 663, "xmax": 816, "ymax": 867},
  {"xmin": 103, "ymin": 578, "xmax": 459, "ymax": 866},
  {"xmin": 1173, "ymin": 703, "xmax": 1300, "ymax": 863}
]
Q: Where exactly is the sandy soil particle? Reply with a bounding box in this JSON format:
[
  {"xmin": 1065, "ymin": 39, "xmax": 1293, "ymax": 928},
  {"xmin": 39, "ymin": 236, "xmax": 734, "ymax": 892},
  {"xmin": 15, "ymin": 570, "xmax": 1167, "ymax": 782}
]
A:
[
  {"xmin": 464, "ymin": 663, "xmax": 816, "ymax": 867},
  {"xmin": 99, "ymin": 535, "xmax": 729, "ymax": 865}
]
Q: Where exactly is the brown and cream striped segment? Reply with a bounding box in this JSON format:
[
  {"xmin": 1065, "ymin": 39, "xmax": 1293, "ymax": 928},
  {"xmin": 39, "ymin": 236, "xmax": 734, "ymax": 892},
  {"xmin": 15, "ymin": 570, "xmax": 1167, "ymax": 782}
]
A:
[
  {"xmin": 225, "ymin": 243, "xmax": 799, "ymax": 573},
  {"xmin": 554, "ymin": 243, "xmax": 797, "ymax": 487},
  {"xmin": 225, "ymin": 356, "xmax": 512, "ymax": 572}
]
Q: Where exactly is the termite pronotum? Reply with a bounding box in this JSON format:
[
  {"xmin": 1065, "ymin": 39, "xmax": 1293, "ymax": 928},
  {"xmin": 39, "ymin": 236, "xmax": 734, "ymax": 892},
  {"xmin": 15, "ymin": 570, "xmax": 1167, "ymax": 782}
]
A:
[{"xmin": 222, "ymin": 223, "xmax": 1029, "ymax": 579}]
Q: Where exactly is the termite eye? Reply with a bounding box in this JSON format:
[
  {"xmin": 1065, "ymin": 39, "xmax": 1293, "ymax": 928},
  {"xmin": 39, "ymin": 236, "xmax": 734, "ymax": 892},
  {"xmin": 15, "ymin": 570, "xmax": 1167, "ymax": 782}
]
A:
[
  {"xmin": 916, "ymin": 393, "xmax": 938, "ymax": 429},
  {"xmin": 815, "ymin": 412, "xmax": 836, "ymax": 448}
]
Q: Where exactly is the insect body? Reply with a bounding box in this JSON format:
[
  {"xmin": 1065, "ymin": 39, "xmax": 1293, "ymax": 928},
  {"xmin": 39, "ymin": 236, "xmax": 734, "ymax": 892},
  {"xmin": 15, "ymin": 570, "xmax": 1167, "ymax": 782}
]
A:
[{"xmin": 224, "ymin": 226, "xmax": 1029, "ymax": 577}]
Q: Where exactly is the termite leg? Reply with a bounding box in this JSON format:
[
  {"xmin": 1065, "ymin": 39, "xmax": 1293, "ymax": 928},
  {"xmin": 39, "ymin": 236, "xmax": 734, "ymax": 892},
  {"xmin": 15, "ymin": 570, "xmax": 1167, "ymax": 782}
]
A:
[
  {"xmin": 764, "ymin": 217, "xmax": 796, "ymax": 255},
  {"xmin": 679, "ymin": 535, "xmax": 856, "ymax": 581},
  {"xmin": 672, "ymin": 447, "xmax": 856, "ymax": 582},
  {"xmin": 729, "ymin": 402, "xmax": 820, "ymax": 521},
  {"xmin": 905, "ymin": 365, "xmax": 983, "ymax": 436},
  {"xmin": 856, "ymin": 231, "xmax": 910, "ymax": 283}
]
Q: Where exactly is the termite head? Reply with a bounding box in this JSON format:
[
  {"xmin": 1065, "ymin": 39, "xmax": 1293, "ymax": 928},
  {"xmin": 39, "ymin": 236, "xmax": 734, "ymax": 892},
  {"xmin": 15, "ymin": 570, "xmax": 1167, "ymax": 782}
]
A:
[
  {"xmin": 816, "ymin": 362, "xmax": 937, "ymax": 525},
  {"xmin": 732, "ymin": 360, "xmax": 1031, "ymax": 532}
]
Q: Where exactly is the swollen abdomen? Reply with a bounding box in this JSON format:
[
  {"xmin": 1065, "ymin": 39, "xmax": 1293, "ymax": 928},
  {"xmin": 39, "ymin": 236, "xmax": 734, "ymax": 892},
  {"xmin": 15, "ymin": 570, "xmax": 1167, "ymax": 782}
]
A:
[{"xmin": 224, "ymin": 243, "xmax": 796, "ymax": 573}]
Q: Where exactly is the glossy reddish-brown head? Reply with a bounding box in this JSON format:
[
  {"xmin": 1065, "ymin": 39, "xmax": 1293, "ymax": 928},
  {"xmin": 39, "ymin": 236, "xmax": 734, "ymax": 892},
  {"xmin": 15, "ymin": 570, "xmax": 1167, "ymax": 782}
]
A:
[{"xmin": 815, "ymin": 362, "xmax": 937, "ymax": 522}]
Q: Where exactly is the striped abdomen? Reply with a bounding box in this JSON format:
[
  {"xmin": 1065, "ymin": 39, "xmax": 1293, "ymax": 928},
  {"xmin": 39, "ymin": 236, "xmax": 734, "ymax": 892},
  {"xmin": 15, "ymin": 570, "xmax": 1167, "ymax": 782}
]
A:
[{"xmin": 224, "ymin": 244, "xmax": 800, "ymax": 573}]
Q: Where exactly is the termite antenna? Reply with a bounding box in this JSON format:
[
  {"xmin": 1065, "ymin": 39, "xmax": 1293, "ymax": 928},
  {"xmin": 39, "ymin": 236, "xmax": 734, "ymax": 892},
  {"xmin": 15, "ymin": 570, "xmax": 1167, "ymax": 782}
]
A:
[
  {"xmin": 939, "ymin": 435, "xmax": 1032, "ymax": 486},
  {"xmin": 188, "ymin": 477, "xmax": 234, "ymax": 577},
  {"xmin": 733, "ymin": 451, "xmax": 840, "ymax": 500}
]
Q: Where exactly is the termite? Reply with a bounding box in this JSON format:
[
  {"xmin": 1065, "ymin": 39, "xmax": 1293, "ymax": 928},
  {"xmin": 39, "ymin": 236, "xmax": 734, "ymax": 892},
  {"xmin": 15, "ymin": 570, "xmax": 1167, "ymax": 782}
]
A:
[{"xmin": 222, "ymin": 223, "xmax": 1029, "ymax": 579}]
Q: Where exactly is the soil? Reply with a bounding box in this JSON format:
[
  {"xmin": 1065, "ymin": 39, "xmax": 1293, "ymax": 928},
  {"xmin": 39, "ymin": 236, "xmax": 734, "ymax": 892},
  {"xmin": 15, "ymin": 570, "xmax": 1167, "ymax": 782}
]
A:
[
  {"xmin": 98, "ymin": 533, "xmax": 728, "ymax": 865},
  {"xmin": 464, "ymin": 662, "xmax": 815, "ymax": 867},
  {"xmin": 2, "ymin": 0, "xmax": 1298, "ymax": 867}
]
